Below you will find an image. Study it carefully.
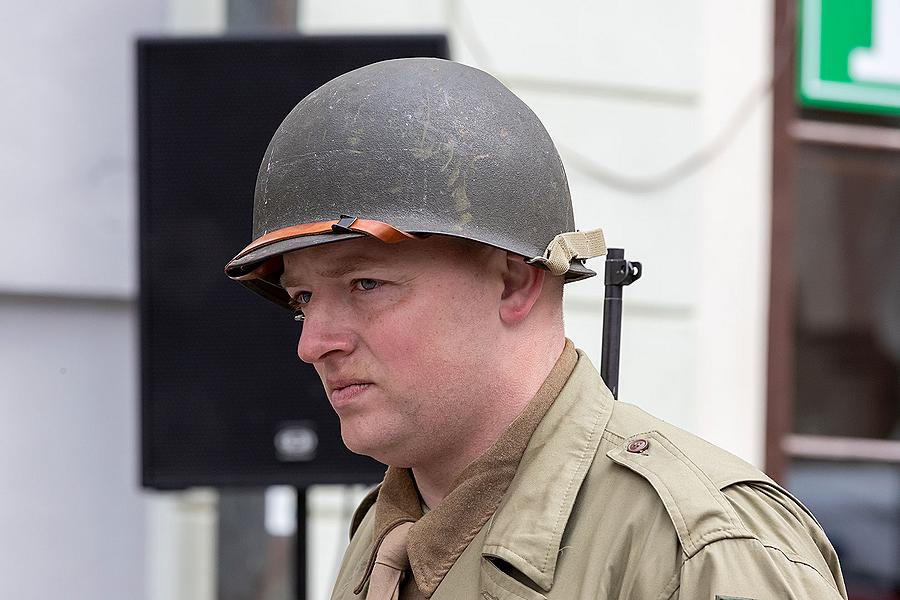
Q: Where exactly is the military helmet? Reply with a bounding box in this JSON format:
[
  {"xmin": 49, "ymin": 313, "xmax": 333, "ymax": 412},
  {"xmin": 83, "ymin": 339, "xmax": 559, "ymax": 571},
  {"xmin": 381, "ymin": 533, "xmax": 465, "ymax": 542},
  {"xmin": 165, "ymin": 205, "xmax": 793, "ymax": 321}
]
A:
[{"xmin": 225, "ymin": 57, "xmax": 605, "ymax": 308}]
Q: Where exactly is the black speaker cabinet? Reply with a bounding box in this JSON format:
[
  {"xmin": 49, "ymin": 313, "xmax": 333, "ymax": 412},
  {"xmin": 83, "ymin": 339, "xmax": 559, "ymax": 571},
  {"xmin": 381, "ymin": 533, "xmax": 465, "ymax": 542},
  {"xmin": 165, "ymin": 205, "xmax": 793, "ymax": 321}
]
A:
[{"xmin": 138, "ymin": 35, "xmax": 449, "ymax": 490}]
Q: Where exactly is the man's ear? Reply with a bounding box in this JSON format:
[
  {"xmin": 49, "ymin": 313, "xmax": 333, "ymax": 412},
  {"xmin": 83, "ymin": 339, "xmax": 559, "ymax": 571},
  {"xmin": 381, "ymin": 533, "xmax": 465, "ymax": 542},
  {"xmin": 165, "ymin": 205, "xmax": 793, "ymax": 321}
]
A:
[{"xmin": 499, "ymin": 253, "xmax": 546, "ymax": 324}]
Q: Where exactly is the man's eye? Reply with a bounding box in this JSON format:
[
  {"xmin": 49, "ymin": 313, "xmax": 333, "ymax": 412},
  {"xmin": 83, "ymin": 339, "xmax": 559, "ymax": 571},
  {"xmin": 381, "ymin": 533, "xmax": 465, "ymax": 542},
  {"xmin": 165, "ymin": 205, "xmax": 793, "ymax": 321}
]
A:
[
  {"xmin": 288, "ymin": 291, "xmax": 311, "ymax": 322},
  {"xmin": 355, "ymin": 279, "xmax": 379, "ymax": 291}
]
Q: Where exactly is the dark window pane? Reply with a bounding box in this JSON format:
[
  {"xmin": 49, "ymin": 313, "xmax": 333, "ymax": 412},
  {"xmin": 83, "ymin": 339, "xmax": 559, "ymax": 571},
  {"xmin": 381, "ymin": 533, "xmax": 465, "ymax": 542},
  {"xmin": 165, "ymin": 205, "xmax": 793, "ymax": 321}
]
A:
[{"xmin": 792, "ymin": 143, "xmax": 900, "ymax": 439}]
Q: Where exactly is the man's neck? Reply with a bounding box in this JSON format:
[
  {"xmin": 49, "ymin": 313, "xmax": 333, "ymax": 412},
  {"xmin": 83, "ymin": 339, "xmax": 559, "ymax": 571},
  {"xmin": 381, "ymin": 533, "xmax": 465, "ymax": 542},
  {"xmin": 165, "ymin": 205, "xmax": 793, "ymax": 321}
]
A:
[{"xmin": 410, "ymin": 333, "xmax": 567, "ymax": 508}]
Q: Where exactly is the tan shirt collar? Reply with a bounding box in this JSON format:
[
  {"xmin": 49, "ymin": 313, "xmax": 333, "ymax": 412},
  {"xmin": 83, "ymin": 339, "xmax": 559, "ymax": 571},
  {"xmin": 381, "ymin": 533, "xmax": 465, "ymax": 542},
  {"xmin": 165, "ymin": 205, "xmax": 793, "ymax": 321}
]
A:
[{"xmin": 355, "ymin": 340, "xmax": 579, "ymax": 597}]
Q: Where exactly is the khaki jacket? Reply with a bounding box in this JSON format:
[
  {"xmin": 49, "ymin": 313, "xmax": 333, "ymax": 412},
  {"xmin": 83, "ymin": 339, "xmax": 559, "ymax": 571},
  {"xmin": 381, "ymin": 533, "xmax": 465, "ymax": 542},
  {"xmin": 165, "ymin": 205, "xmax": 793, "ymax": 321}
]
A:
[{"xmin": 332, "ymin": 351, "xmax": 847, "ymax": 599}]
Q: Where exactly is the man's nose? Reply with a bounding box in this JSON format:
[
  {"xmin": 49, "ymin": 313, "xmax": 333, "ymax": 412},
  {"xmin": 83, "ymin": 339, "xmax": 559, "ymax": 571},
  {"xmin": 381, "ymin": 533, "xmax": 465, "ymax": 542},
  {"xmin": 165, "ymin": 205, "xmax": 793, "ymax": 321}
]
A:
[{"xmin": 296, "ymin": 311, "xmax": 354, "ymax": 364}]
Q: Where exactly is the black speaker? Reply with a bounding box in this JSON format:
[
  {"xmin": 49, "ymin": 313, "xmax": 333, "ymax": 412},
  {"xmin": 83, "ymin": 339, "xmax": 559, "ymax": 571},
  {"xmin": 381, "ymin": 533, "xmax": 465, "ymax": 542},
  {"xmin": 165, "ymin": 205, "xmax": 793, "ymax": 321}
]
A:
[{"xmin": 138, "ymin": 35, "xmax": 450, "ymax": 490}]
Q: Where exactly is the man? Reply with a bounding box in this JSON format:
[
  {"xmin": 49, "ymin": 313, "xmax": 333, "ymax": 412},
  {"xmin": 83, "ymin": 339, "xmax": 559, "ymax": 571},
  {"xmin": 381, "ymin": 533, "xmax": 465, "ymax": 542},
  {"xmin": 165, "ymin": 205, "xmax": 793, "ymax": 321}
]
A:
[{"xmin": 226, "ymin": 58, "xmax": 847, "ymax": 599}]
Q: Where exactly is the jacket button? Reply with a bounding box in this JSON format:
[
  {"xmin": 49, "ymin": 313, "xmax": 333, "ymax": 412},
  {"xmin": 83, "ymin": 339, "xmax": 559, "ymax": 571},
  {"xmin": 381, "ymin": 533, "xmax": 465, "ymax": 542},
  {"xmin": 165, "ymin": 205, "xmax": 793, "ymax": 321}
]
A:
[{"xmin": 627, "ymin": 438, "xmax": 649, "ymax": 453}]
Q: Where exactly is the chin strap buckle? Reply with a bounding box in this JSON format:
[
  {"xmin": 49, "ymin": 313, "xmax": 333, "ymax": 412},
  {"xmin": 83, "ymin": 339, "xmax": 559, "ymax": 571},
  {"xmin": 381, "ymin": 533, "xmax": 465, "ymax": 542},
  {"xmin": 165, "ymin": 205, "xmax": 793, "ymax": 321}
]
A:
[{"xmin": 331, "ymin": 215, "xmax": 359, "ymax": 234}]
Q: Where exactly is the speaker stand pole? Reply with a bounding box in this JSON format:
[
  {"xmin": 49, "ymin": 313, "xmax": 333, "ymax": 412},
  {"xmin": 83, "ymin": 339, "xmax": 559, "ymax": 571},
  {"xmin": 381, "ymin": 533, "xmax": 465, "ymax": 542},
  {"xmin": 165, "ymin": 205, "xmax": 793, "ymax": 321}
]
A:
[{"xmin": 295, "ymin": 486, "xmax": 308, "ymax": 600}]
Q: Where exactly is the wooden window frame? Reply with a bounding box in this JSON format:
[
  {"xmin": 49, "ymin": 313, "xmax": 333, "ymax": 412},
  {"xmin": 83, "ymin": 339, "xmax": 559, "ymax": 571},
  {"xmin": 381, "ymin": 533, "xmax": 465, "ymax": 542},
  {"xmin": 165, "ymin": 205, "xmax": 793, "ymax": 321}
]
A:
[{"xmin": 767, "ymin": 0, "xmax": 900, "ymax": 480}]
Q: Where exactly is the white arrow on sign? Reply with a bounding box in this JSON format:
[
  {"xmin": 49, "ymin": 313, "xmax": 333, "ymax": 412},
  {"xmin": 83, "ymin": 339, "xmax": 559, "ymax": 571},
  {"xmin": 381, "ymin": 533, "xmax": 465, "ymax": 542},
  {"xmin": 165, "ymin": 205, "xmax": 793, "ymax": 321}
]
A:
[{"xmin": 850, "ymin": 0, "xmax": 900, "ymax": 85}]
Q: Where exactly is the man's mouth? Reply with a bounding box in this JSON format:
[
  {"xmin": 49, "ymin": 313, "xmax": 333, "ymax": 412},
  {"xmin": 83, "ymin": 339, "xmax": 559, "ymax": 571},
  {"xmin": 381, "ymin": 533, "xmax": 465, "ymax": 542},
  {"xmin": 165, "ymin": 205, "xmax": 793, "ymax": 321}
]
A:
[{"xmin": 327, "ymin": 381, "xmax": 372, "ymax": 407}]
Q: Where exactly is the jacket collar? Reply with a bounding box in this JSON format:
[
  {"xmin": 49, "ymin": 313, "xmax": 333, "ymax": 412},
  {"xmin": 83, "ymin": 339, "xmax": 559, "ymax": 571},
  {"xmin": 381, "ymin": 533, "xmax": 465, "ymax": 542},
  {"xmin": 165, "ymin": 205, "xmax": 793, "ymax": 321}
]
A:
[
  {"xmin": 353, "ymin": 341, "xmax": 579, "ymax": 597},
  {"xmin": 480, "ymin": 351, "xmax": 614, "ymax": 592}
]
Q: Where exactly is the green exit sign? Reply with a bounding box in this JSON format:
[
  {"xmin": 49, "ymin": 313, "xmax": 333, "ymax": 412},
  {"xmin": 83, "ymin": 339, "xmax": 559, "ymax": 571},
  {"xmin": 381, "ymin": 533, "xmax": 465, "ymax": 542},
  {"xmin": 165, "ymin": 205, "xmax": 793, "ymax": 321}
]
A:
[{"xmin": 799, "ymin": 0, "xmax": 900, "ymax": 115}]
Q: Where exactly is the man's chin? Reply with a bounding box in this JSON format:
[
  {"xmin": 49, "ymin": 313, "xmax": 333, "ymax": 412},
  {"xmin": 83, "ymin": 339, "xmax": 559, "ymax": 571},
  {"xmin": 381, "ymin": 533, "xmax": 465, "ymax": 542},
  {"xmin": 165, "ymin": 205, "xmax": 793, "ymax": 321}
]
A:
[
  {"xmin": 339, "ymin": 426, "xmax": 401, "ymax": 466},
  {"xmin": 339, "ymin": 427, "xmax": 379, "ymax": 459}
]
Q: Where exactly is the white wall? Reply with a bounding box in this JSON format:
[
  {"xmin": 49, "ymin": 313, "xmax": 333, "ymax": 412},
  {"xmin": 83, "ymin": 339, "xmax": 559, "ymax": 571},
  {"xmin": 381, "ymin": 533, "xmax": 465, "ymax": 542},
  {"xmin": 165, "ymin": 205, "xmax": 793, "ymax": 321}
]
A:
[
  {"xmin": 0, "ymin": 297, "xmax": 142, "ymax": 598},
  {"xmin": 0, "ymin": 1, "xmax": 164, "ymax": 598},
  {"xmin": 694, "ymin": 0, "xmax": 773, "ymax": 463}
]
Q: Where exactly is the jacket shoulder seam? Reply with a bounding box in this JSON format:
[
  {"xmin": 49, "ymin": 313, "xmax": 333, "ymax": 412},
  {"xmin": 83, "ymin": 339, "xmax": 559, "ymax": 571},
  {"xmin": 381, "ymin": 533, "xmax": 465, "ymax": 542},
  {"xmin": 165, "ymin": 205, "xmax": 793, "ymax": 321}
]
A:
[{"xmin": 679, "ymin": 537, "xmax": 844, "ymax": 597}]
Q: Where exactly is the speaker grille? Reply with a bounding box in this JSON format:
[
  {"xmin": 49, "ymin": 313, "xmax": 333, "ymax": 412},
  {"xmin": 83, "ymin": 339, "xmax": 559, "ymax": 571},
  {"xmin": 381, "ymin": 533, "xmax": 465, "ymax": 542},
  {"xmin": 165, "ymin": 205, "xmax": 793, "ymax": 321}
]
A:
[{"xmin": 139, "ymin": 35, "xmax": 450, "ymax": 489}]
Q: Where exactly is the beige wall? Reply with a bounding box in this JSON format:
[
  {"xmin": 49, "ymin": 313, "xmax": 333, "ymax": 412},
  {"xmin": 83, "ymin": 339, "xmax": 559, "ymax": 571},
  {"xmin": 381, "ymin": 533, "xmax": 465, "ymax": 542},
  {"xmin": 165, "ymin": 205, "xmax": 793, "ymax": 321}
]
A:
[{"xmin": 0, "ymin": 1, "xmax": 164, "ymax": 599}]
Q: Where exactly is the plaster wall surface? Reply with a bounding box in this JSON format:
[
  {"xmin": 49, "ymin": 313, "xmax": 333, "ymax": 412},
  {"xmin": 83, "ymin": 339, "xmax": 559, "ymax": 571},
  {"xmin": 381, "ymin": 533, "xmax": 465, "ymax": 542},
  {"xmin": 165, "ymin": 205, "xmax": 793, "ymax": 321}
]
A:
[{"xmin": 0, "ymin": 1, "xmax": 163, "ymax": 598}]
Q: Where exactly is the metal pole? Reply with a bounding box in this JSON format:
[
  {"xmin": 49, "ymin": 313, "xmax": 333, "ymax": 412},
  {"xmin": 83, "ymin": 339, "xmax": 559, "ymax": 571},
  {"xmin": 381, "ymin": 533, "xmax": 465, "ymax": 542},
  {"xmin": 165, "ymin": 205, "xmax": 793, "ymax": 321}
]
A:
[
  {"xmin": 227, "ymin": 0, "xmax": 297, "ymax": 31},
  {"xmin": 600, "ymin": 248, "xmax": 642, "ymax": 399},
  {"xmin": 294, "ymin": 486, "xmax": 308, "ymax": 600}
]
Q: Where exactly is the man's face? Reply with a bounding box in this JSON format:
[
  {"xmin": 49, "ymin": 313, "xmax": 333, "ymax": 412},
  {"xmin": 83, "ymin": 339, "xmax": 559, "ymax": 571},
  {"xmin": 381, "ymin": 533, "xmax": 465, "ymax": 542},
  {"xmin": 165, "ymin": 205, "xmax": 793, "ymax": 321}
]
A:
[{"xmin": 281, "ymin": 235, "xmax": 505, "ymax": 467}]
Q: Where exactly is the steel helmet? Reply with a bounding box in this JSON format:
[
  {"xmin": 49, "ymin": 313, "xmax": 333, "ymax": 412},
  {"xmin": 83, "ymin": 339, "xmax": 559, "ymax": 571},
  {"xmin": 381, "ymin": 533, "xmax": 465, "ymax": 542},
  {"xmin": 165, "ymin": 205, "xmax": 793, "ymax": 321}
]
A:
[{"xmin": 225, "ymin": 57, "xmax": 605, "ymax": 308}]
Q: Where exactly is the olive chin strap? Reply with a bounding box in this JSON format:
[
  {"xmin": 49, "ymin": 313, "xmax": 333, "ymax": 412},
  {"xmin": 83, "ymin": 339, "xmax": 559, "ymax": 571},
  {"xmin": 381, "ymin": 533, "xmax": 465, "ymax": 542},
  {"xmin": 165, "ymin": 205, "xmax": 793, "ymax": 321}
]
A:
[{"xmin": 529, "ymin": 228, "xmax": 607, "ymax": 276}]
